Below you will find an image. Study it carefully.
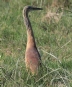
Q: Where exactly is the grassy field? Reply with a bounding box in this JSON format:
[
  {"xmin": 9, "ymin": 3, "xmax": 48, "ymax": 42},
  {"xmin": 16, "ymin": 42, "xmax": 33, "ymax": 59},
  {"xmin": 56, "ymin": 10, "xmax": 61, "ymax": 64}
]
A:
[{"xmin": 0, "ymin": 0, "xmax": 72, "ymax": 87}]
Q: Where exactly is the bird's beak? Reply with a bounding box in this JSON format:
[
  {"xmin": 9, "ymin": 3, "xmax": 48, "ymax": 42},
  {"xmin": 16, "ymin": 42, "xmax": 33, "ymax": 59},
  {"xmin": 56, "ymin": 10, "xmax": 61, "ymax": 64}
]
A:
[{"xmin": 32, "ymin": 7, "xmax": 43, "ymax": 10}]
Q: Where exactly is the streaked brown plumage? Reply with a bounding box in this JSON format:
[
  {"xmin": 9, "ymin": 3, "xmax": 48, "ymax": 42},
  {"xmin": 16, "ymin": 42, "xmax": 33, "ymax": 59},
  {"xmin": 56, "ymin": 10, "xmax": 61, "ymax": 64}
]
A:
[{"xmin": 23, "ymin": 6, "xmax": 42, "ymax": 75}]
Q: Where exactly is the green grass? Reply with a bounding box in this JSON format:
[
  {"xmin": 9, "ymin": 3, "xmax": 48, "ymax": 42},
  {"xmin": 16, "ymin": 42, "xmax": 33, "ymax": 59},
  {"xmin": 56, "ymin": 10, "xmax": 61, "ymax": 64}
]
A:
[{"xmin": 0, "ymin": 0, "xmax": 72, "ymax": 87}]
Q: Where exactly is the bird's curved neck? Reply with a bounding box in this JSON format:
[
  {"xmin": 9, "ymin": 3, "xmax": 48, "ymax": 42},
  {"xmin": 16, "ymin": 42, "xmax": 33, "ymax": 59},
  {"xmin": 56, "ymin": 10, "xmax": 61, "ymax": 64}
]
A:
[{"xmin": 24, "ymin": 11, "xmax": 36, "ymax": 48}]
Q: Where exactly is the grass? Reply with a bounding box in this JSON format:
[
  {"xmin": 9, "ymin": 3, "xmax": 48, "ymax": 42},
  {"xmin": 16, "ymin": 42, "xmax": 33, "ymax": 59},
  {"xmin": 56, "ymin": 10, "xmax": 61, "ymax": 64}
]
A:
[{"xmin": 0, "ymin": 0, "xmax": 72, "ymax": 87}]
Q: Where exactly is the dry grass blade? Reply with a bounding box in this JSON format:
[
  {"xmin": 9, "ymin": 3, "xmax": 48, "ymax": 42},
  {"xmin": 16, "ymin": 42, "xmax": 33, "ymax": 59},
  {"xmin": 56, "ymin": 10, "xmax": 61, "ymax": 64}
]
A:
[
  {"xmin": 35, "ymin": 68, "xmax": 61, "ymax": 83},
  {"xmin": 61, "ymin": 39, "xmax": 72, "ymax": 48},
  {"xmin": 41, "ymin": 49, "xmax": 61, "ymax": 64}
]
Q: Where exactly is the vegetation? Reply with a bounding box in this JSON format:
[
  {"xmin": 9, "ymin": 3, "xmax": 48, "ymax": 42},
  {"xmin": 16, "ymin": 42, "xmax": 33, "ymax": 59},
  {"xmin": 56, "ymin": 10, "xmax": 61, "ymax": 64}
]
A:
[{"xmin": 0, "ymin": 0, "xmax": 72, "ymax": 87}]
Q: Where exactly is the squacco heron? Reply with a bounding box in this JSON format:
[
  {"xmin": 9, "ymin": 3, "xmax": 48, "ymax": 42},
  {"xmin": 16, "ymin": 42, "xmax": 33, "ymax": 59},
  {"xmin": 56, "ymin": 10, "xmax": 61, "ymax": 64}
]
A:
[{"xmin": 23, "ymin": 6, "xmax": 42, "ymax": 75}]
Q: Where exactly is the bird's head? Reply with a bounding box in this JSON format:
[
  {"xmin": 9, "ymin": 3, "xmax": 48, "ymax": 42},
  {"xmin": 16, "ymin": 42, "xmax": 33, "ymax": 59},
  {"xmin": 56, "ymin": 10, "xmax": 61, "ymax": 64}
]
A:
[{"xmin": 23, "ymin": 6, "xmax": 43, "ymax": 14}]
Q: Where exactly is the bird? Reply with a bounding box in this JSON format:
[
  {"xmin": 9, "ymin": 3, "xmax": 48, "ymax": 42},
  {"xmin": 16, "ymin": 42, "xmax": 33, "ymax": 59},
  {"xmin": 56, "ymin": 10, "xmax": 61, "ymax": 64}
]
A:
[{"xmin": 23, "ymin": 6, "xmax": 42, "ymax": 75}]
